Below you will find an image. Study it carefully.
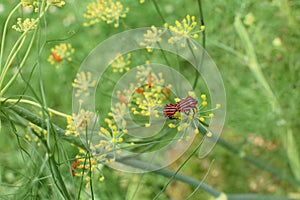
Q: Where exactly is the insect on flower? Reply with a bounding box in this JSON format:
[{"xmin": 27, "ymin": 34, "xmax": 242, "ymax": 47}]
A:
[
  {"xmin": 164, "ymin": 87, "xmax": 170, "ymax": 98},
  {"xmin": 51, "ymin": 52, "xmax": 62, "ymax": 62},
  {"xmin": 71, "ymin": 159, "xmax": 78, "ymax": 176},
  {"xmin": 163, "ymin": 104, "xmax": 178, "ymax": 119},
  {"xmin": 147, "ymin": 74, "xmax": 152, "ymax": 89},
  {"xmin": 135, "ymin": 88, "xmax": 144, "ymax": 94},
  {"xmin": 176, "ymin": 96, "xmax": 198, "ymax": 113}
]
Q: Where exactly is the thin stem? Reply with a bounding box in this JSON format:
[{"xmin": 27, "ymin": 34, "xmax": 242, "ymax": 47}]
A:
[
  {"xmin": 119, "ymin": 158, "xmax": 221, "ymax": 198},
  {"xmin": 227, "ymin": 194, "xmax": 296, "ymax": 200},
  {"xmin": 0, "ymin": 3, "xmax": 50, "ymax": 95},
  {"xmin": 150, "ymin": 0, "xmax": 166, "ymax": 24},
  {"xmin": 193, "ymin": 0, "xmax": 206, "ymax": 89},
  {"xmin": 197, "ymin": 0, "xmax": 206, "ymax": 47},
  {"xmin": 0, "ymin": 36, "xmax": 27, "ymax": 91},
  {"xmin": 0, "ymin": 98, "xmax": 71, "ymax": 118},
  {"xmin": 0, "ymin": 2, "xmax": 22, "ymax": 72},
  {"xmin": 197, "ymin": 121, "xmax": 300, "ymax": 187},
  {"xmin": 185, "ymin": 159, "xmax": 215, "ymax": 199},
  {"xmin": 3, "ymin": 103, "xmax": 84, "ymax": 148},
  {"xmin": 1, "ymin": 29, "xmax": 38, "ymax": 95},
  {"xmin": 3, "ymin": 104, "xmax": 299, "ymax": 198},
  {"xmin": 153, "ymin": 137, "xmax": 208, "ymax": 199}
]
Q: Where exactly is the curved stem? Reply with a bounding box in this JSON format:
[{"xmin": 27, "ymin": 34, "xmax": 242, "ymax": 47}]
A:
[
  {"xmin": 0, "ymin": 3, "xmax": 50, "ymax": 96},
  {"xmin": 150, "ymin": 0, "xmax": 166, "ymax": 24},
  {"xmin": 1, "ymin": 98, "xmax": 71, "ymax": 118},
  {"xmin": 193, "ymin": 0, "xmax": 206, "ymax": 89},
  {"xmin": 119, "ymin": 158, "xmax": 221, "ymax": 197},
  {"xmin": 197, "ymin": 121, "xmax": 300, "ymax": 187},
  {"xmin": 0, "ymin": 2, "xmax": 22, "ymax": 72},
  {"xmin": 3, "ymin": 104, "xmax": 298, "ymax": 199},
  {"xmin": 1, "ymin": 29, "xmax": 38, "ymax": 95},
  {"xmin": 0, "ymin": 36, "xmax": 27, "ymax": 92}
]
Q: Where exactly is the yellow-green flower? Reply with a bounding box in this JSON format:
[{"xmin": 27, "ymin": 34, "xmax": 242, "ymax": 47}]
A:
[
  {"xmin": 140, "ymin": 26, "xmax": 164, "ymax": 52},
  {"xmin": 165, "ymin": 15, "xmax": 202, "ymax": 49},
  {"xmin": 109, "ymin": 53, "xmax": 131, "ymax": 73},
  {"xmin": 12, "ymin": 18, "xmax": 37, "ymax": 32},
  {"xmin": 83, "ymin": 0, "xmax": 129, "ymax": 28},
  {"xmin": 47, "ymin": 43, "xmax": 74, "ymax": 69},
  {"xmin": 72, "ymin": 71, "xmax": 97, "ymax": 97}
]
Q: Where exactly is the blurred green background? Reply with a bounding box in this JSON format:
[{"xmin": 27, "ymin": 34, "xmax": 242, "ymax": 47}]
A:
[{"xmin": 0, "ymin": 0, "xmax": 300, "ymax": 199}]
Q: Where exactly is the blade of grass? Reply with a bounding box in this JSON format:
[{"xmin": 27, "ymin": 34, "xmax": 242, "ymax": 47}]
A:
[
  {"xmin": 286, "ymin": 129, "xmax": 300, "ymax": 180},
  {"xmin": 234, "ymin": 14, "xmax": 300, "ymax": 182},
  {"xmin": 234, "ymin": 15, "xmax": 279, "ymax": 113}
]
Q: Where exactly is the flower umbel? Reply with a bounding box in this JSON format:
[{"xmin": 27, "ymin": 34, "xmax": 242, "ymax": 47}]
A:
[
  {"xmin": 47, "ymin": 43, "xmax": 75, "ymax": 69},
  {"xmin": 21, "ymin": 0, "xmax": 40, "ymax": 12},
  {"xmin": 140, "ymin": 26, "xmax": 164, "ymax": 52},
  {"xmin": 72, "ymin": 71, "xmax": 97, "ymax": 97},
  {"xmin": 165, "ymin": 93, "xmax": 221, "ymax": 139},
  {"xmin": 165, "ymin": 15, "xmax": 202, "ymax": 49},
  {"xmin": 109, "ymin": 53, "xmax": 131, "ymax": 73},
  {"xmin": 12, "ymin": 18, "xmax": 37, "ymax": 32},
  {"xmin": 83, "ymin": 0, "xmax": 129, "ymax": 28}
]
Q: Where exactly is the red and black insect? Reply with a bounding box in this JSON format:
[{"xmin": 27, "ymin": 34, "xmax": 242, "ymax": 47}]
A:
[
  {"xmin": 163, "ymin": 104, "xmax": 178, "ymax": 119},
  {"xmin": 71, "ymin": 159, "xmax": 78, "ymax": 176},
  {"xmin": 164, "ymin": 96, "xmax": 198, "ymax": 119},
  {"xmin": 176, "ymin": 96, "xmax": 198, "ymax": 113},
  {"xmin": 51, "ymin": 52, "xmax": 62, "ymax": 62}
]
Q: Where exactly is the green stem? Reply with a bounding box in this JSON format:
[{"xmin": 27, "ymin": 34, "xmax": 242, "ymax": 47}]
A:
[
  {"xmin": 197, "ymin": 0, "xmax": 206, "ymax": 47},
  {"xmin": 118, "ymin": 159, "xmax": 296, "ymax": 200},
  {"xmin": 227, "ymin": 194, "xmax": 297, "ymax": 200},
  {"xmin": 150, "ymin": 0, "xmax": 166, "ymax": 24},
  {"xmin": 0, "ymin": 3, "xmax": 50, "ymax": 96},
  {"xmin": 0, "ymin": 2, "xmax": 22, "ymax": 73},
  {"xmin": 193, "ymin": 0, "xmax": 206, "ymax": 89},
  {"xmin": 0, "ymin": 98, "xmax": 71, "ymax": 118},
  {"xmin": 153, "ymin": 137, "xmax": 207, "ymax": 199},
  {"xmin": 3, "ymin": 103, "xmax": 83, "ymax": 148},
  {"xmin": 3, "ymin": 104, "xmax": 298, "ymax": 199},
  {"xmin": 2, "ymin": 103, "xmax": 72, "ymax": 199},
  {"xmin": 1, "ymin": 29, "xmax": 37, "ymax": 95},
  {"xmin": 119, "ymin": 158, "xmax": 221, "ymax": 198},
  {"xmin": 0, "ymin": 36, "xmax": 27, "ymax": 92},
  {"xmin": 218, "ymin": 137, "xmax": 300, "ymax": 186},
  {"xmin": 48, "ymin": 153, "xmax": 72, "ymax": 199}
]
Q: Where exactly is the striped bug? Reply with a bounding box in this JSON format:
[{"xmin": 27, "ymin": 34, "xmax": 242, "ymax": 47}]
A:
[
  {"xmin": 176, "ymin": 96, "xmax": 198, "ymax": 114},
  {"xmin": 163, "ymin": 104, "xmax": 178, "ymax": 119},
  {"xmin": 164, "ymin": 96, "xmax": 198, "ymax": 119}
]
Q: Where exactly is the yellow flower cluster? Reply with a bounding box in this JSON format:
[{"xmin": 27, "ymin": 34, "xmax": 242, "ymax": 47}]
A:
[
  {"xmin": 25, "ymin": 122, "xmax": 48, "ymax": 147},
  {"xmin": 164, "ymin": 15, "xmax": 201, "ymax": 49},
  {"xmin": 167, "ymin": 92, "xmax": 221, "ymax": 139},
  {"xmin": 139, "ymin": 26, "xmax": 164, "ymax": 52},
  {"xmin": 98, "ymin": 117, "xmax": 127, "ymax": 152},
  {"xmin": 12, "ymin": 18, "xmax": 37, "ymax": 32},
  {"xmin": 72, "ymin": 71, "xmax": 97, "ymax": 97},
  {"xmin": 109, "ymin": 53, "xmax": 131, "ymax": 73},
  {"xmin": 21, "ymin": 0, "xmax": 40, "ymax": 12},
  {"xmin": 110, "ymin": 64, "xmax": 172, "ymax": 128},
  {"xmin": 47, "ymin": 43, "xmax": 75, "ymax": 70},
  {"xmin": 47, "ymin": 0, "xmax": 66, "ymax": 7},
  {"xmin": 21, "ymin": 0, "xmax": 65, "ymax": 12},
  {"xmin": 72, "ymin": 147, "xmax": 97, "ymax": 177},
  {"xmin": 140, "ymin": 15, "xmax": 204, "ymax": 51},
  {"xmin": 65, "ymin": 115, "xmax": 80, "ymax": 137},
  {"xmin": 66, "ymin": 109, "xmax": 97, "ymax": 138},
  {"xmin": 130, "ymin": 65, "xmax": 172, "ymax": 122},
  {"xmin": 83, "ymin": 0, "xmax": 129, "ymax": 28}
]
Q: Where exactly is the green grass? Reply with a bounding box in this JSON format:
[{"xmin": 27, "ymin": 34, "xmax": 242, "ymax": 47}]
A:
[{"xmin": 0, "ymin": 0, "xmax": 300, "ymax": 199}]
